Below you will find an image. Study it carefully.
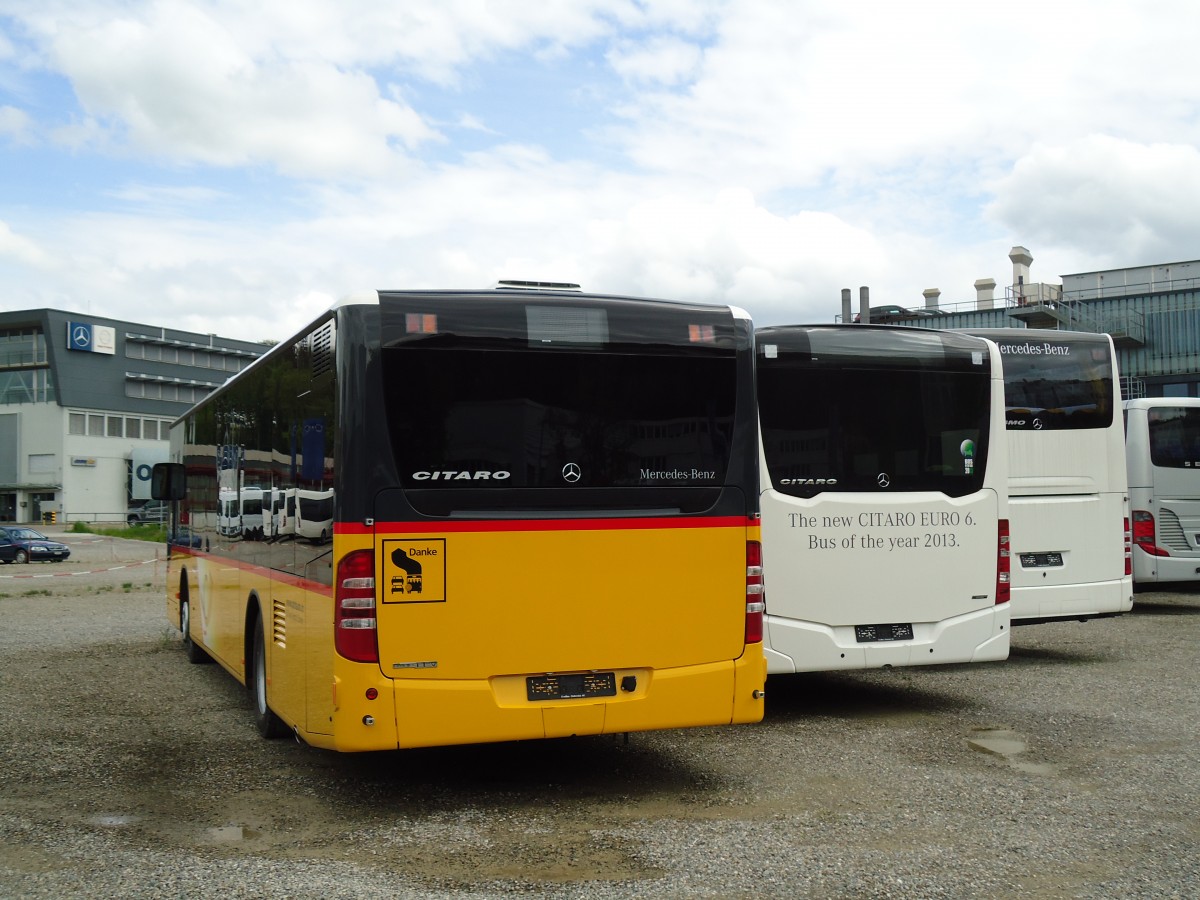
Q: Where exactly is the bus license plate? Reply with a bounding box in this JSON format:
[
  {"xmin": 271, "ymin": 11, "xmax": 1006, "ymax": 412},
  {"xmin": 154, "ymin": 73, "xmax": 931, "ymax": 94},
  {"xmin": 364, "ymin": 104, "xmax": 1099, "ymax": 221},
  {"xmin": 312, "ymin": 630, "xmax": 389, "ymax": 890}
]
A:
[
  {"xmin": 527, "ymin": 672, "xmax": 617, "ymax": 702},
  {"xmin": 1020, "ymin": 552, "xmax": 1064, "ymax": 568},
  {"xmin": 855, "ymin": 623, "xmax": 914, "ymax": 643}
]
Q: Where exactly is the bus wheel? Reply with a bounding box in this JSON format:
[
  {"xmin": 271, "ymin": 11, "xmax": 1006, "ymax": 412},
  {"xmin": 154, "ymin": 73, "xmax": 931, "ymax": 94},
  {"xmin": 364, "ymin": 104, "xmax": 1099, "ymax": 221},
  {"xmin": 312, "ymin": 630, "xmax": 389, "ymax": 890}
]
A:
[
  {"xmin": 180, "ymin": 591, "xmax": 211, "ymax": 664},
  {"xmin": 252, "ymin": 613, "xmax": 288, "ymax": 739}
]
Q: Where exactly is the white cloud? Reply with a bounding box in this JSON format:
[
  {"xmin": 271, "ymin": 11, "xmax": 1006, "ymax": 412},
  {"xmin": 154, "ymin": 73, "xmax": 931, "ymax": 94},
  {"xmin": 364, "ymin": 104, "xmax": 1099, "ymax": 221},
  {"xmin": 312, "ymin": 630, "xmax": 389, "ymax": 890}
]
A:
[
  {"xmin": 0, "ymin": 105, "xmax": 32, "ymax": 141},
  {"xmin": 607, "ymin": 36, "xmax": 703, "ymax": 86},
  {"xmin": 988, "ymin": 136, "xmax": 1200, "ymax": 265},
  {"xmin": 0, "ymin": 219, "xmax": 54, "ymax": 268}
]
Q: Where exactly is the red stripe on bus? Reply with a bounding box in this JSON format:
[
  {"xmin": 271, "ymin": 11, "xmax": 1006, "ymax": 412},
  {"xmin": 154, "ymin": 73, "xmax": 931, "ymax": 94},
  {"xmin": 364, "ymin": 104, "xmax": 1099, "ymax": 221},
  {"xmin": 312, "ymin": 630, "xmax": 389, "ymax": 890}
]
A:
[
  {"xmin": 171, "ymin": 547, "xmax": 333, "ymax": 596},
  {"xmin": 336, "ymin": 516, "xmax": 756, "ymax": 535}
]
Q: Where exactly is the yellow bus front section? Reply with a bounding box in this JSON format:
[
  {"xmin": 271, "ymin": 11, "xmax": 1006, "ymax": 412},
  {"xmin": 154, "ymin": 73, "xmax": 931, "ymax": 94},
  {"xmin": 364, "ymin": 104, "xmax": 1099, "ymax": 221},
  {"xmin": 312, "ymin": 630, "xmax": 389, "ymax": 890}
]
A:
[{"xmin": 324, "ymin": 520, "xmax": 765, "ymax": 752}]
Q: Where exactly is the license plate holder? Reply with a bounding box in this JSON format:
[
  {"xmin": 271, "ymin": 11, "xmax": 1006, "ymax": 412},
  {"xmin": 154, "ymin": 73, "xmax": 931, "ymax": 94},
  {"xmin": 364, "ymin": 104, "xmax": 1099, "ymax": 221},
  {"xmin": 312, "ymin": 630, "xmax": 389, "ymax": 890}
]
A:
[
  {"xmin": 855, "ymin": 623, "xmax": 914, "ymax": 643},
  {"xmin": 1019, "ymin": 552, "xmax": 1063, "ymax": 568},
  {"xmin": 526, "ymin": 672, "xmax": 617, "ymax": 702}
]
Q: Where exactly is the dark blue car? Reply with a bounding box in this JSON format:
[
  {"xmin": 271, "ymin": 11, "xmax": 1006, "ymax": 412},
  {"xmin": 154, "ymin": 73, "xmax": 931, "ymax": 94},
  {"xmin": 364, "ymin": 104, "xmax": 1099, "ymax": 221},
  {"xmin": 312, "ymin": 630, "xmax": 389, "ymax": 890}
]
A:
[{"xmin": 0, "ymin": 526, "xmax": 71, "ymax": 563}]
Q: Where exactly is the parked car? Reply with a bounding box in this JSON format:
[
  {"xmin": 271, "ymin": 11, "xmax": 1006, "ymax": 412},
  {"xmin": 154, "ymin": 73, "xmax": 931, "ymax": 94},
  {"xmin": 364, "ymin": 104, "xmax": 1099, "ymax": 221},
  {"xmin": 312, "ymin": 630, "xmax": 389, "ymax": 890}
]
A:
[
  {"xmin": 0, "ymin": 526, "xmax": 71, "ymax": 563},
  {"xmin": 127, "ymin": 500, "xmax": 170, "ymax": 525}
]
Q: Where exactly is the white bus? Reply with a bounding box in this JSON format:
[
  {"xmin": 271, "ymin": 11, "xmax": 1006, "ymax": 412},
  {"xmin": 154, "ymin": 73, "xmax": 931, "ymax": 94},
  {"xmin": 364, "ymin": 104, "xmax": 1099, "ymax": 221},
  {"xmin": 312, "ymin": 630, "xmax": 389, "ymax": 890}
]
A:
[
  {"xmin": 1124, "ymin": 397, "xmax": 1200, "ymax": 584},
  {"xmin": 966, "ymin": 328, "xmax": 1132, "ymax": 623},
  {"xmin": 756, "ymin": 325, "xmax": 1011, "ymax": 673}
]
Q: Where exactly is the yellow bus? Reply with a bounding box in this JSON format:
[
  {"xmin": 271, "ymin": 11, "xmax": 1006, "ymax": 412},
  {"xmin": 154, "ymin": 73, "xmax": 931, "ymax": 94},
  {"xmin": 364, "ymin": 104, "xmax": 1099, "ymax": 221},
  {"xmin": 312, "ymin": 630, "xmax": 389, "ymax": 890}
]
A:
[{"xmin": 154, "ymin": 285, "xmax": 765, "ymax": 751}]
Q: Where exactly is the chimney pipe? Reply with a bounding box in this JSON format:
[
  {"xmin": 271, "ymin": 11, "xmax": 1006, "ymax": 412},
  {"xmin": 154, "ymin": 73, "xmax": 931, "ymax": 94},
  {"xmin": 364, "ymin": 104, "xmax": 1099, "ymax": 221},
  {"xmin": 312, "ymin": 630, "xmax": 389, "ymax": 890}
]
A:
[
  {"xmin": 974, "ymin": 278, "xmax": 997, "ymax": 310},
  {"xmin": 1009, "ymin": 246, "xmax": 1033, "ymax": 304}
]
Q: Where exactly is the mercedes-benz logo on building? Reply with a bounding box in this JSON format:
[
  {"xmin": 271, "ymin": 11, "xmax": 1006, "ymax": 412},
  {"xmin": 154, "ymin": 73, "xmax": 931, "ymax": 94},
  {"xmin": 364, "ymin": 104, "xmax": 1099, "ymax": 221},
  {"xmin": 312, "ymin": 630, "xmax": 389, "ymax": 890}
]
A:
[
  {"xmin": 877, "ymin": 472, "xmax": 891, "ymax": 488},
  {"xmin": 562, "ymin": 463, "xmax": 582, "ymax": 483},
  {"xmin": 72, "ymin": 325, "xmax": 90, "ymax": 347}
]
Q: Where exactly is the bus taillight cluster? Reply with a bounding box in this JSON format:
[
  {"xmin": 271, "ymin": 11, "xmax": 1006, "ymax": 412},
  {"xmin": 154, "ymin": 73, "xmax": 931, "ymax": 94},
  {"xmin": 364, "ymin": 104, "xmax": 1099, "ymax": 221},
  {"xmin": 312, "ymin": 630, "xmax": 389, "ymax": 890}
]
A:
[
  {"xmin": 746, "ymin": 541, "xmax": 765, "ymax": 643},
  {"xmin": 1131, "ymin": 510, "xmax": 1169, "ymax": 557},
  {"xmin": 996, "ymin": 519, "xmax": 1010, "ymax": 605},
  {"xmin": 336, "ymin": 550, "xmax": 379, "ymax": 663}
]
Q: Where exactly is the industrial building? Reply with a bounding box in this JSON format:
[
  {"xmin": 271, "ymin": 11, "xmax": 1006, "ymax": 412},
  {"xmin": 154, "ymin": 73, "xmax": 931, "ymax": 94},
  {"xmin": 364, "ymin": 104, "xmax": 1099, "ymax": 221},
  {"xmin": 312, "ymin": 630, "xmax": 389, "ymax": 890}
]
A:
[
  {"xmin": 0, "ymin": 308, "xmax": 265, "ymax": 524},
  {"xmin": 848, "ymin": 248, "xmax": 1200, "ymax": 399}
]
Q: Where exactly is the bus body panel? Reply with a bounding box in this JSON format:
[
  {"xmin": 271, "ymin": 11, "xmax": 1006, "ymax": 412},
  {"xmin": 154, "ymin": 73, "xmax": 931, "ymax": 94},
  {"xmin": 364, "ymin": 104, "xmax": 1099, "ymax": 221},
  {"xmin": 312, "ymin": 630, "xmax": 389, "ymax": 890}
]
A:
[
  {"xmin": 967, "ymin": 328, "xmax": 1132, "ymax": 622},
  {"xmin": 319, "ymin": 518, "xmax": 758, "ymax": 748},
  {"xmin": 1125, "ymin": 398, "xmax": 1200, "ymax": 583},
  {"xmin": 761, "ymin": 489, "xmax": 1008, "ymax": 673},
  {"xmin": 1008, "ymin": 491, "xmax": 1131, "ymax": 619},
  {"xmin": 373, "ymin": 515, "xmax": 749, "ymax": 678}
]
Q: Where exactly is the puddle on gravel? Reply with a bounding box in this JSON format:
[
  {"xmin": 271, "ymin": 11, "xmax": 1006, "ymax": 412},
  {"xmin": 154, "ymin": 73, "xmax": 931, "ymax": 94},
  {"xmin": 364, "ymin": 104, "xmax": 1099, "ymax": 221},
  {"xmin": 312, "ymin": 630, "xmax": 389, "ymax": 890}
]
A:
[
  {"xmin": 967, "ymin": 727, "xmax": 1058, "ymax": 776},
  {"xmin": 204, "ymin": 824, "xmax": 257, "ymax": 843}
]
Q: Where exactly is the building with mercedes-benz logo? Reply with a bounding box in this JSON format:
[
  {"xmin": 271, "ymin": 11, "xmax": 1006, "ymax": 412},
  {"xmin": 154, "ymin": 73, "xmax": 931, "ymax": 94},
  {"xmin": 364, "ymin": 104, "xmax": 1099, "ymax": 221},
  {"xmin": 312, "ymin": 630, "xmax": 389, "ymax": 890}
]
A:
[{"xmin": 0, "ymin": 308, "xmax": 265, "ymax": 525}]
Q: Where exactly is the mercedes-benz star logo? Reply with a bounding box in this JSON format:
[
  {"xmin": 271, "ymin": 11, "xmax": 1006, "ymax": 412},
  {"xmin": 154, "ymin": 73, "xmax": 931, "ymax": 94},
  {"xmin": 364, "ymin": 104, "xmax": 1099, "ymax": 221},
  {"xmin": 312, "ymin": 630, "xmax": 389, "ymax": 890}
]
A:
[
  {"xmin": 72, "ymin": 325, "xmax": 90, "ymax": 347},
  {"xmin": 562, "ymin": 462, "xmax": 582, "ymax": 483},
  {"xmin": 877, "ymin": 473, "xmax": 891, "ymax": 488}
]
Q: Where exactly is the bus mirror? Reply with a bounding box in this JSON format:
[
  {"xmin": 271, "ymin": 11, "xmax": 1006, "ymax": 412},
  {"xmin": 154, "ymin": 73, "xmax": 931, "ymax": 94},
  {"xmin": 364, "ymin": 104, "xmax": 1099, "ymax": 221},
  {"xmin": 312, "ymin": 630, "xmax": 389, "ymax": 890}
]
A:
[{"xmin": 151, "ymin": 462, "xmax": 187, "ymax": 501}]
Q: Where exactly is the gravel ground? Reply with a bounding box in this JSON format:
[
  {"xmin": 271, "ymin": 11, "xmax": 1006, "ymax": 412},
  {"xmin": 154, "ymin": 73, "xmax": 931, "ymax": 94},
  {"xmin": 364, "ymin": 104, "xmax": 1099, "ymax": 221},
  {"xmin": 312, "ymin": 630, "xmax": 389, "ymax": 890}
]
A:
[{"xmin": 1, "ymin": 531, "xmax": 1198, "ymax": 899}]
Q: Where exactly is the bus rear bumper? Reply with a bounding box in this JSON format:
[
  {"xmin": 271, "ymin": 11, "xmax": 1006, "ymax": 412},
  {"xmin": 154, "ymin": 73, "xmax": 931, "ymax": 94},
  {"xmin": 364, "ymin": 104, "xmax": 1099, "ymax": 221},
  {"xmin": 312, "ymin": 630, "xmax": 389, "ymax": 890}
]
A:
[
  {"xmin": 1009, "ymin": 578, "xmax": 1134, "ymax": 624},
  {"xmin": 322, "ymin": 649, "xmax": 765, "ymax": 751},
  {"xmin": 763, "ymin": 604, "xmax": 1009, "ymax": 675},
  {"xmin": 1133, "ymin": 552, "xmax": 1200, "ymax": 585}
]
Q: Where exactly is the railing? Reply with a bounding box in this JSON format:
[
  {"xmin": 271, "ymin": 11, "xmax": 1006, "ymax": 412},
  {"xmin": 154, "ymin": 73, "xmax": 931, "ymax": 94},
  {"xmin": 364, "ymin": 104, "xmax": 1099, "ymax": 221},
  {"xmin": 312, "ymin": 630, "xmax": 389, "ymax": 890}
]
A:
[{"xmin": 1120, "ymin": 375, "xmax": 1146, "ymax": 400}]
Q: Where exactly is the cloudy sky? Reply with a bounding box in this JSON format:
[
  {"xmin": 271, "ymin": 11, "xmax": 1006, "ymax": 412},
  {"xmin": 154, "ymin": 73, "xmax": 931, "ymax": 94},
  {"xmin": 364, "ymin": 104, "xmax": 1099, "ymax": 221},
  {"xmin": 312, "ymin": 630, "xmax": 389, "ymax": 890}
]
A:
[{"xmin": 2, "ymin": 0, "xmax": 1198, "ymax": 341}]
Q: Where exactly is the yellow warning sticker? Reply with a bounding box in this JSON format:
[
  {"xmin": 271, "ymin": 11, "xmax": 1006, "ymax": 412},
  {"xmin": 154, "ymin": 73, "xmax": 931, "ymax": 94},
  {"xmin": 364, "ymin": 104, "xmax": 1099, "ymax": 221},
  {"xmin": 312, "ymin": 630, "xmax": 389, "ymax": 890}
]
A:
[{"xmin": 382, "ymin": 538, "xmax": 446, "ymax": 604}]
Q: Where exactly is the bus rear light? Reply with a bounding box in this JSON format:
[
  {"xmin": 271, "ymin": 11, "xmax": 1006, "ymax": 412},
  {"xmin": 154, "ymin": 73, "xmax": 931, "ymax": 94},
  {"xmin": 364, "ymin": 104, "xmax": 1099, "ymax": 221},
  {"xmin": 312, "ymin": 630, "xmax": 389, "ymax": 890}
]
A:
[
  {"xmin": 1124, "ymin": 516, "xmax": 1133, "ymax": 575},
  {"xmin": 335, "ymin": 549, "xmax": 379, "ymax": 663},
  {"xmin": 689, "ymin": 323, "xmax": 716, "ymax": 344},
  {"xmin": 1131, "ymin": 510, "xmax": 1170, "ymax": 557},
  {"xmin": 405, "ymin": 313, "xmax": 438, "ymax": 334},
  {"xmin": 996, "ymin": 519, "xmax": 1010, "ymax": 605},
  {"xmin": 746, "ymin": 541, "xmax": 765, "ymax": 643}
]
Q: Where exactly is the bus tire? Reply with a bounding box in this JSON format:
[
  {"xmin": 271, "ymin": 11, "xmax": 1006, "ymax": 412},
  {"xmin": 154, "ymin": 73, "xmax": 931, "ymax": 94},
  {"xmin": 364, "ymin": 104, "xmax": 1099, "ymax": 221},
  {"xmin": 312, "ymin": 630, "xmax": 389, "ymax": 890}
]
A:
[
  {"xmin": 179, "ymin": 588, "xmax": 211, "ymax": 665},
  {"xmin": 252, "ymin": 613, "xmax": 288, "ymax": 739}
]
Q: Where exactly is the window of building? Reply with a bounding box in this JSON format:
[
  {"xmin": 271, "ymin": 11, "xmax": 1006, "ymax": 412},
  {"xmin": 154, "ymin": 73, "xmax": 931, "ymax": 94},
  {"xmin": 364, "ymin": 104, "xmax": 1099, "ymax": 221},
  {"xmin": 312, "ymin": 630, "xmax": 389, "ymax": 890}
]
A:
[
  {"xmin": 143, "ymin": 420, "xmax": 159, "ymax": 440},
  {"xmin": 29, "ymin": 453, "xmax": 55, "ymax": 474},
  {"xmin": 88, "ymin": 414, "xmax": 104, "ymax": 435},
  {"xmin": 0, "ymin": 369, "xmax": 55, "ymax": 406},
  {"xmin": 107, "ymin": 416, "xmax": 123, "ymax": 437},
  {"xmin": 69, "ymin": 413, "xmax": 86, "ymax": 435},
  {"xmin": 126, "ymin": 418, "xmax": 141, "ymax": 439},
  {"xmin": 1162, "ymin": 383, "xmax": 1191, "ymax": 397},
  {"xmin": 126, "ymin": 343, "xmax": 144, "ymax": 359},
  {"xmin": 0, "ymin": 328, "xmax": 47, "ymax": 367}
]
